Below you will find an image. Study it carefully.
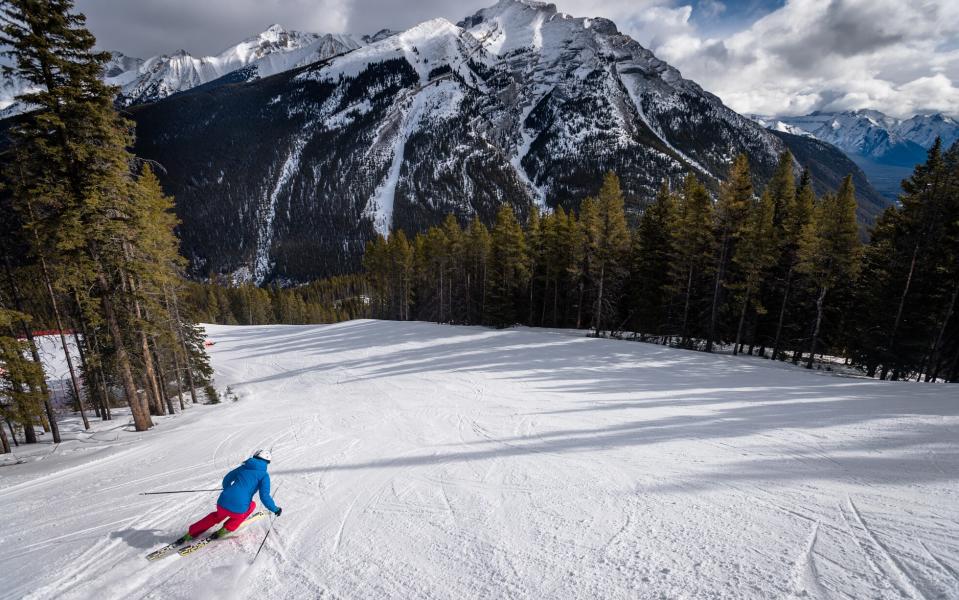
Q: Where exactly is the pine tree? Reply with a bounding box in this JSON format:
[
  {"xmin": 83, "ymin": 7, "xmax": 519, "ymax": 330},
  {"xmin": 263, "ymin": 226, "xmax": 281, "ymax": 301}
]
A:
[
  {"xmin": 797, "ymin": 176, "xmax": 860, "ymax": 369},
  {"xmin": 570, "ymin": 198, "xmax": 595, "ymax": 329},
  {"xmin": 925, "ymin": 141, "xmax": 959, "ymax": 381},
  {"xmin": 671, "ymin": 174, "xmax": 715, "ymax": 346},
  {"xmin": 706, "ymin": 154, "xmax": 752, "ymax": 352},
  {"xmin": 540, "ymin": 207, "xmax": 575, "ymax": 327},
  {"xmin": 363, "ymin": 235, "xmax": 390, "ymax": 319},
  {"xmin": 587, "ymin": 173, "xmax": 631, "ymax": 335},
  {"xmin": 729, "ymin": 189, "xmax": 777, "ymax": 354},
  {"xmin": 441, "ymin": 216, "xmax": 466, "ymax": 323},
  {"xmin": 850, "ymin": 139, "xmax": 959, "ymax": 380},
  {"xmin": 485, "ymin": 205, "xmax": 528, "ymax": 327},
  {"xmin": 630, "ymin": 181, "xmax": 677, "ymax": 337},
  {"xmin": 1, "ymin": 0, "xmax": 156, "ymax": 430},
  {"xmin": 526, "ymin": 206, "xmax": 545, "ymax": 326},
  {"xmin": 0, "ymin": 309, "xmax": 47, "ymax": 447},
  {"xmin": 1, "ymin": 252, "xmax": 62, "ymax": 441},
  {"xmin": 388, "ymin": 230, "xmax": 414, "ymax": 321},
  {"xmin": 464, "ymin": 218, "xmax": 491, "ymax": 325},
  {"xmin": 771, "ymin": 168, "xmax": 814, "ymax": 361},
  {"xmin": 879, "ymin": 140, "xmax": 950, "ymax": 378}
]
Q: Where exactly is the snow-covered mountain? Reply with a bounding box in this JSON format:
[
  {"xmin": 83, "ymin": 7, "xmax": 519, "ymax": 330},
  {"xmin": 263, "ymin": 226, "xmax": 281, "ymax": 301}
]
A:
[
  {"xmin": 753, "ymin": 110, "xmax": 959, "ymax": 165},
  {"xmin": 0, "ymin": 25, "xmax": 362, "ymax": 113},
  {"xmin": 109, "ymin": 25, "xmax": 363, "ymax": 106},
  {"xmin": 896, "ymin": 113, "xmax": 959, "ymax": 150},
  {"xmin": 121, "ymin": 0, "xmax": 885, "ymax": 284},
  {"xmin": 0, "ymin": 73, "xmax": 39, "ymax": 119},
  {"xmin": 751, "ymin": 110, "xmax": 959, "ymax": 201}
]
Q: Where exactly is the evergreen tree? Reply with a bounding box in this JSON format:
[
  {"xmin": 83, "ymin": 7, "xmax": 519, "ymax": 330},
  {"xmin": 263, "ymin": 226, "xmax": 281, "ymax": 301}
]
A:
[
  {"xmin": 464, "ymin": 218, "xmax": 491, "ymax": 325},
  {"xmin": 629, "ymin": 181, "xmax": 676, "ymax": 337},
  {"xmin": 587, "ymin": 173, "xmax": 630, "ymax": 335},
  {"xmin": 706, "ymin": 154, "xmax": 752, "ymax": 352},
  {"xmin": 797, "ymin": 176, "xmax": 860, "ymax": 369},
  {"xmin": 364, "ymin": 235, "xmax": 390, "ymax": 319},
  {"xmin": 1, "ymin": 250, "xmax": 62, "ymax": 441},
  {"xmin": 850, "ymin": 140, "xmax": 959, "ymax": 380},
  {"xmin": 569, "ymin": 197, "xmax": 595, "ymax": 329},
  {"xmin": 0, "ymin": 309, "xmax": 47, "ymax": 447},
  {"xmin": 925, "ymin": 141, "xmax": 959, "ymax": 381},
  {"xmin": 729, "ymin": 189, "xmax": 777, "ymax": 354},
  {"xmin": 771, "ymin": 168, "xmax": 814, "ymax": 361},
  {"xmin": 413, "ymin": 226, "xmax": 451, "ymax": 322},
  {"xmin": 388, "ymin": 230, "xmax": 414, "ymax": 321},
  {"xmin": 441, "ymin": 216, "xmax": 466, "ymax": 323},
  {"xmin": 878, "ymin": 141, "xmax": 954, "ymax": 378},
  {"xmin": 485, "ymin": 205, "xmax": 528, "ymax": 327},
  {"xmin": 540, "ymin": 207, "xmax": 575, "ymax": 327},
  {"xmin": 670, "ymin": 174, "xmax": 715, "ymax": 346},
  {"xmin": 526, "ymin": 206, "xmax": 545, "ymax": 326},
  {"xmin": 2, "ymin": 0, "xmax": 157, "ymax": 430}
]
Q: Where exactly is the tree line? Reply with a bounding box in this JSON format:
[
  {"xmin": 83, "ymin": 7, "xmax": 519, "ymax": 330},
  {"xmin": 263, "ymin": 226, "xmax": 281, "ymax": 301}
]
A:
[
  {"xmin": 364, "ymin": 146, "xmax": 959, "ymax": 383},
  {"xmin": 182, "ymin": 276, "xmax": 370, "ymax": 327},
  {"xmin": 0, "ymin": 0, "xmax": 212, "ymax": 452}
]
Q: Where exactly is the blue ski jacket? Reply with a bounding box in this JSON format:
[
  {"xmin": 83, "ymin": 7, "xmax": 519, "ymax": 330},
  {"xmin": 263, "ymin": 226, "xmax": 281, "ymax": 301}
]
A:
[{"xmin": 217, "ymin": 457, "xmax": 278, "ymax": 514}]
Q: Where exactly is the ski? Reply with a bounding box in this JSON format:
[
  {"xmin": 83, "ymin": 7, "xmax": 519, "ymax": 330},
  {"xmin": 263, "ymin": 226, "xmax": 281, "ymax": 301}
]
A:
[
  {"xmin": 177, "ymin": 511, "xmax": 267, "ymax": 557},
  {"xmin": 146, "ymin": 539, "xmax": 188, "ymax": 561}
]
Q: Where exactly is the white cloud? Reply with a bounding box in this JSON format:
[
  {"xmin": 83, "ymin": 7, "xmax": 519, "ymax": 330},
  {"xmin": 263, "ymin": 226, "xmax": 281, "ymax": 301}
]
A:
[{"xmin": 610, "ymin": 0, "xmax": 959, "ymax": 118}]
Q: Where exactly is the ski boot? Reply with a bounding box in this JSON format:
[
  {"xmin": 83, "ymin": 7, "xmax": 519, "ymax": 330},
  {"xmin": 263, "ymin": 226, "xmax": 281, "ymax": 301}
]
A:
[{"xmin": 174, "ymin": 533, "xmax": 194, "ymax": 545}]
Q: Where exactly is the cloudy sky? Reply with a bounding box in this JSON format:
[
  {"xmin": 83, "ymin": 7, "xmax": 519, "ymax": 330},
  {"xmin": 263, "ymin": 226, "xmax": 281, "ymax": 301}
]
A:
[{"xmin": 74, "ymin": 0, "xmax": 959, "ymax": 118}]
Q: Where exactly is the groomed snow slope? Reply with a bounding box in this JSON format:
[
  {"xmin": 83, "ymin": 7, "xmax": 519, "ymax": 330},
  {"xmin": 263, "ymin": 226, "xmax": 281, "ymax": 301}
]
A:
[{"xmin": 2, "ymin": 321, "xmax": 958, "ymax": 599}]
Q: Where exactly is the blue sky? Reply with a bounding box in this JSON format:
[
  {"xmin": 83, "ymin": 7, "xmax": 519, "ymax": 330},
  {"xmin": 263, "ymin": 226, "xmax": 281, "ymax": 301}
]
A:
[
  {"xmin": 75, "ymin": 0, "xmax": 959, "ymax": 118},
  {"xmin": 688, "ymin": 0, "xmax": 784, "ymax": 35}
]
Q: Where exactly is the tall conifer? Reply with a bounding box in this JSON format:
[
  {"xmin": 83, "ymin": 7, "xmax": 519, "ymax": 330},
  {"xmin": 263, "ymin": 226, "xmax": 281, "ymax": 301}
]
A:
[{"xmin": 797, "ymin": 176, "xmax": 860, "ymax": 368}]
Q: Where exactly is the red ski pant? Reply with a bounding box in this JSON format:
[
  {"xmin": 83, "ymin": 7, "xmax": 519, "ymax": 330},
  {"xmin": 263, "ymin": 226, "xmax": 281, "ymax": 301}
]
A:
[{"xmin": 189, "ymin": 502, "xmax": 256, "ymax": 537}]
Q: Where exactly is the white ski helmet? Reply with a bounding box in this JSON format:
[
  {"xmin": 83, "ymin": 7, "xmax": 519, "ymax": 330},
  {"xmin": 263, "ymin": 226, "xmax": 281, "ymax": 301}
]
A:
[{"xmin": 253, "ymin": 449, "xmax": 272, "ymax": 463}]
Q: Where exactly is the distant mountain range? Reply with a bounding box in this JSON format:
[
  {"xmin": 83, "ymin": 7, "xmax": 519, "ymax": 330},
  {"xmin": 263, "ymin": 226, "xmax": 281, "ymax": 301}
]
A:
[
  {"xmin": 1, "ymin": 25, "xmax": 366, "ymax": 115},
  {"xmin": 752, "ymin": 110, "xmax": 959, "ymax": 202},
  {"xmin": 0, "ymin": 0, "xmax": 888, "ymax": 285}
]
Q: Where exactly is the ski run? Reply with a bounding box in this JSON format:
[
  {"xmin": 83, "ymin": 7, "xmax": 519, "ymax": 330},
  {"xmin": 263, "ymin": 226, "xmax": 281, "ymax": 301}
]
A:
[{"xmin": 2, "ymin": 320, "xmax": 958, "ymax": 599}]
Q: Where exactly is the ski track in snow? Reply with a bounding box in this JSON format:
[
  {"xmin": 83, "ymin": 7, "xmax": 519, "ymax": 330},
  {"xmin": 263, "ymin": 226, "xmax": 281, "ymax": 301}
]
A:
[{"xmin": 3, "ymin": 320, "xmax": 959, "ymax": 599}]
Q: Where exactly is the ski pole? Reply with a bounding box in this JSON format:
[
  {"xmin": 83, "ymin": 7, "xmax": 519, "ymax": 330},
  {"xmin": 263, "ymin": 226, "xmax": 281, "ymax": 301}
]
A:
[
  {"xmin": 139, "ymin": 488, "xmax": 222, "ymax": 495},
  {"xmin": 251, "ymin": 484, "xmax": 282, "ymax": 564}
]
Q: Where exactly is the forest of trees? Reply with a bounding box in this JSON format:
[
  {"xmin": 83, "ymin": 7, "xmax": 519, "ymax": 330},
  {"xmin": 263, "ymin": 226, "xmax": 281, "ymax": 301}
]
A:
[
  {"xmin": 364, "ymin": 147, "xmax": 959, "ymax": 383},
  {"xmin": 0, "ymin": 0, "xmax": 213, "ymax": 452},
  {"xmin": 181, "ymin": 276, "xmax": 369, "ymax": 326}
]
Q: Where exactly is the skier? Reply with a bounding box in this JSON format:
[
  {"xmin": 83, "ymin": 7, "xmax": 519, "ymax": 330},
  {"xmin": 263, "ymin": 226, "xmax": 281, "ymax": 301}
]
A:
[{"xmin": 177, "ymin": 449, "xmax": 282, "ymax": 543}]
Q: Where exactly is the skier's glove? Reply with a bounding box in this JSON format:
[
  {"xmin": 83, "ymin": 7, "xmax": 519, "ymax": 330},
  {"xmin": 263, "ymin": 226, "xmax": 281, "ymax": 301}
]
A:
[{"xmin": 274, "ymin": 507, "xmax": 283, "ymax": 517}]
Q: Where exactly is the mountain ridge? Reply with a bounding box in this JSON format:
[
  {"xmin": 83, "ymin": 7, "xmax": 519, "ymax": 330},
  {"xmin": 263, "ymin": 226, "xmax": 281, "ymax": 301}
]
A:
[{"xmin": 0, "ymin": 24, "xmax": 364, "ymax": 114}]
